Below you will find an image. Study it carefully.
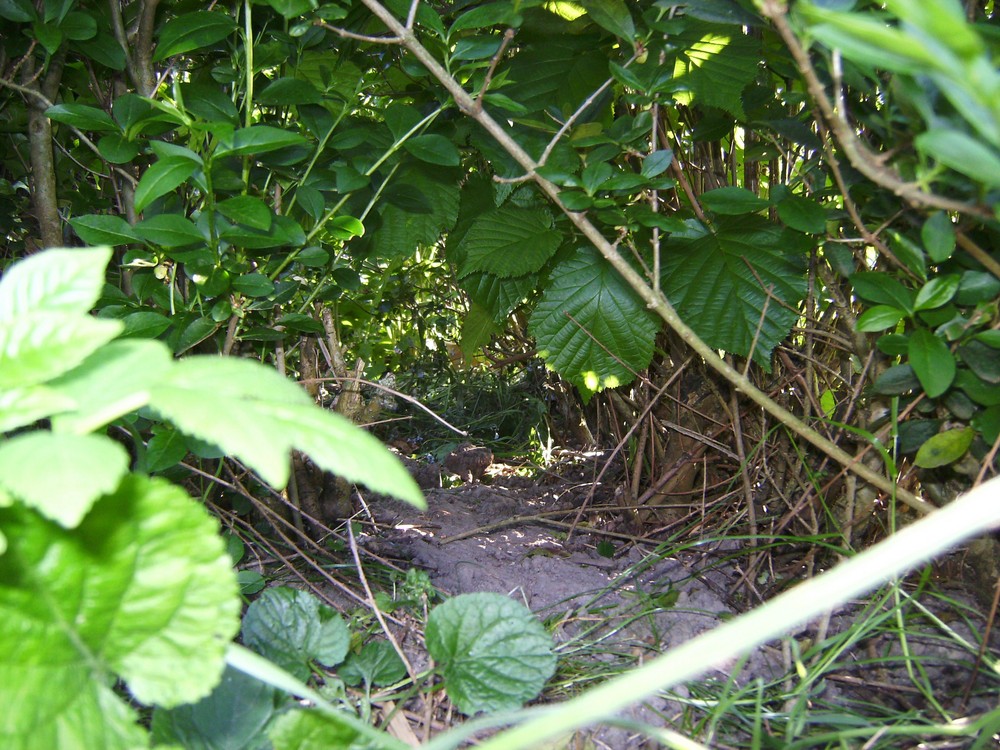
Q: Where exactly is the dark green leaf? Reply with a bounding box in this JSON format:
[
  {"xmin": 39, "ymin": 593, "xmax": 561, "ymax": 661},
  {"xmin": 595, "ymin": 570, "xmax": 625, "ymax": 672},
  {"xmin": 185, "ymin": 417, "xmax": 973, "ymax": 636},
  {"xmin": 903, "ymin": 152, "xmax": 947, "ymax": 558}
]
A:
[
  {"xmin": 135, "ymin": 214, "xmax": 204, "ymax": 248},
  {"xmin": 0, "ymin": 0, "xmax": 35, "ymax": 22},
  {"xmin": 257, "ymin": 77, "xmax": 322, "ymax": 105},
  {"xmin": 956, "ymin": 368, "xmax": 1000, "ymax": 405},
  {"xmin": 216, "ymin": 195, "xmax": 274, "ymax": 231},
  {"xmin": 897, "ymin": 419, "xmax": 942, "ymax": 454},
  {"xmin": 673, "ymin": 29, "xmax": 760, "ymax": 118},
  {"xmin": 69, "ymin": 214, "xmax": 138, "ymax": 246},
  {"xmin": 921, "ymin": 212, "xmax": 956, "ymax": 263},
  {"xmin": 215, "ymin": 125, "xmax": 308, "ymax": 158},
  {"xmin": 450, "ymin": 2, "xmax": 519, "ymax": 34},
  {"xmin": 241, "ymin": 587, "xmax": 350, "ymax": 680},
  {"xmin": 776, "ymin": 194, "xmax": 827, "ymax": 234},
  {"xmin": 908, "ymin": 328, "xmax": 956, "ymax": 398},
  {"xmin": 956, "ymin": 271, "xmax": 1000, "ymax": 305},
  {"xmin": 153, "ymin": 11, "xmax": 237, "ymax": 62},
  {"xmin": 134, "ymin": 157, "xmax": 199, "ymax": 213},
  {"xmin": 958, "ymin": 339, "xmax": 1000, "ymax": 384},
  {"xmin": 458, "ymin": 207, "xmax": 560, "ymax": 278},
  {"xmin": 145, "ymin": 426, "xmax": 189, "ymax": 473},
  {"xmin": 850, "ymin": 272, "xmax": 914, "ymax": 313},
  {"xmin": 530, "ymin": 247, "xmax": 658, "ymax": 394},
  {"xmin": 404, "ymin": 134, "xmax": 461, "ymax": 166},
  {"xmin": 97, "ymin": 134, "xmax": 140, "ymax": 163},
  {"xmin": 152, "ymin": 664, "xmax": 278, "ymax": 748},
  {"xmin": 973, "ymin": 405, "xmax": 1000, "ymax": 444},
  {"xmin": 46, "ymin": 103, "xmax": 117, "ymax": 132},
  {"xmin": 232, "ymin": 273, "xmax": 275, "ymax": 298},
  {"xmin": 120, "ymin": 311, "xmax": 172, "ymax": 338},
  {"xmin": 425, "ymin": 593, "xmax": 556, "ymax": 716},
  {"xmin": 662, "ymin": 217, "xmax": 807, "ymax": 369},
  {"xmin": 33, "ymin": 21, "xmax": 63, "ymax": 54},
  {"xmin": 262, "ymin": 0, "xmax": 316, "ymax": 19},
  {"xmin": 61, "ymin": 10, "xmax": 96, "ymax": 40},
  {"xmin": 872, "ymin": 364, "xmax": 920, "ymax": 395},
  {"xmin": 701, "ymin": 186, "xmax": 769, "ymax": 215},
  {"xmin": 73, "ymin": 33, "xmax": 127, "ymax": 70},
  {"xmin": 339, "ymin": 641, "xmax": 406, "ymax": 688},
  {"xmin": 641, "ymin": 149, "xmax": 673, "ymax": 178},
  {"xmin": 578, "ymin": 0, "xmax": 635, "ymax": 42}
]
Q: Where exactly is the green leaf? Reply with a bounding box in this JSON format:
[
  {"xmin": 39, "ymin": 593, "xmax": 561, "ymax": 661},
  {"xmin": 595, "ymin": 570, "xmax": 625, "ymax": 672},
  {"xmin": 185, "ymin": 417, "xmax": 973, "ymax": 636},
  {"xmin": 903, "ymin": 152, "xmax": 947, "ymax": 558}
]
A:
[
  {"xmin": 958, "ymin": 339, "xmax": 1000, "ymax": 384},
  {"xmin": 134, "ymin": 214, "xmax": 204, "ymax": 248},
  {"xmin": 908, "ymin": 328, "xmax": 956, "ymax": 398},
  {"xmin": 268, "ymin": 709, "xmax": 363, "ymax": 750},
  {"xmin": 700, "ymin": 186, "xmax": 770, "ymax": 215},
  {"xmin": 460, "ymin": 302, "xmax": 501, "ymax": 361},
  {"xmin": 33, "ymin": 22, "xmax": 63, "ymax": 54},
  {"xmin": 0, "ymin": 433, "xmax": 128, "ymax": 527},
  {"xmin": 0, "ymin": 313, "xmax": 123, "ymax": 390},
  {"xmin": 641, "ymin": 149, "xmax": 673, "ymax": 178},
  {"xmin": 461, "ymin": 272, "xmax": 535, "ymax": 322},
  {"xmin": 914, "ymin": 427, "xmax": 975, "ymax": 468},
  {"xmin": 914, "ymin": 275, "xmax": 960, "ymax": 311},
  {"xmin": 262, "ymin": 0, "xmax": 316, "ymax": 19},
  {"xmin": 873, "ymin": 363, "xmax": 921, "ymax": 395},
  {"xmin": 148, "ymin": 357, "xmax": 423, "ymax": 505},
  {"xmin": 216, "ymin": 195, "xmax": 274, "ymax": 231},
  {"xmin": 98, "ymin": 134, "xmax": 141, "ymax": 163},
  {"xmin": 973, "ymin": 404, "xmax": 1000, "ymax": 444},
  {"xmin": 856, "ymin": 305, "xmax": 904, "ymax": 332},
  {"xmin": 232, "ymin": 273, "xmax": 275, "ymax": 297},
  {"xmin": 242, "ymin": 587, "xmax": 350, "ymax": 681},
  {"xmin": 371, "ymin": 167, "xmax": 460, "ymax": 259},
  {"xmin": 339, "ymin": 640, "xmax": 406, "ymax": 688},
  {"xmin": 403, "ymin": 134, "xmax": 461, "ymax": 167},
  {"xmin": 153, "ymin": 11, "xmax": 237, "ymax": 61},
  {"xmin": 529, "ymin": 247, "xmax": 658, "ymax": 394},
  {"xmin": 662, "ymin": 218, "xmax": 808, "ymax": 369},
  {"xmin": 152, "ymin": 664, "xmax": 279, "ymax": 749},
  {"xmin": 578, "ymin": 0, "xmax": 635, "ymax": 42},
  {"xmin": 776, "ymin": 195, "xmax": 827, "ymax": 234},
  {"xmin": 450, "ymin": 2, "xmax": 520, "ymax": 34},
  {"xmin": 0, "ymin": 0, "xmax": 35, "ymax": 22},
  {"xmin": 921, "ymin": 212, "xmax": 956, "ymax": 263},
  {"xmin": 45, "ymin": 102, "xmax": 117, "ymax": 132},
  {"xmin": 257, "ymin": 77, "xmax": 322, "ymax": 105},
  {"xmin": 69, "ymin": 214, "xmax": 138, "ymax": 246},
  {"xmin": 215, "ymin": 125, "xmax": 307, "ymax": 158},
  {"xmin": 458, "ymin": 207, "xmax": 561, "ymax": 278},
  {"xmin": 887, "ymin": 230, "xmax": 927, "ymax": 282},
  {"xmin": 0, "ymin": 475, "xmax": 241, "ymax": 746},
  {"xmin": 850, "ymin": 271, "xmax": 914, "ymax": 313},
  {"xmin": 61, "ymin": 10, "xmax": 97, "ymax": 41},
  {"xmin": 956, "ymin": 271, "xmax": 1000, "ymax": 305},
  {"xmin": 134, "ymin": 157, "xmax": 199, "ymax": 213},
  {"xmin": 74, "ymin": 32, "xmax": 127, "ymax": 70},
  {"xmin": 914, "ymin": 128, "xmax": 1000, "ymax": 188},
  {"xmin": 0, "ymin": 246, "xmax": 112, "ymax": 319},
  {"xmin": 673, "ymin": 30, "xmax": 760, "ymax": 118},
  {"xmin": 48, "ymin": 339, "xmax": 174, "ymax": 434},
  {"xmin": 425, "ymin": 592, "xmax": 556, "ymax": 716},
  {"xmin": 144, "ymin": 426, "xmax": 188, "ymax": 473},
  {"xmin": 0, "ymin": 386, "xmax": 76, "ymax": 434}
]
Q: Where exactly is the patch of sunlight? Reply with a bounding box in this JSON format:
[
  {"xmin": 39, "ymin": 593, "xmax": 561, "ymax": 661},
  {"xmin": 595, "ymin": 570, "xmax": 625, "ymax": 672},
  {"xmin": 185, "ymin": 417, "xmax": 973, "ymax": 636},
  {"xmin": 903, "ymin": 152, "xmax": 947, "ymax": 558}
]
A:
[{"xmin": 545, "ymin": 1, "xmax": 585, "ymax": 21}]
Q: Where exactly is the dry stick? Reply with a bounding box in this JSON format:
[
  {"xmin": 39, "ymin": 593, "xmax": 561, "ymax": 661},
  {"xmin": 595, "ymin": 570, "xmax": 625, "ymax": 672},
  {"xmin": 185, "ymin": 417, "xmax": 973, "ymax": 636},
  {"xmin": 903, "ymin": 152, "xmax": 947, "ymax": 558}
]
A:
[{"xmin": 358, "ymin": 0, "xmax": 934, "ymax": 515}]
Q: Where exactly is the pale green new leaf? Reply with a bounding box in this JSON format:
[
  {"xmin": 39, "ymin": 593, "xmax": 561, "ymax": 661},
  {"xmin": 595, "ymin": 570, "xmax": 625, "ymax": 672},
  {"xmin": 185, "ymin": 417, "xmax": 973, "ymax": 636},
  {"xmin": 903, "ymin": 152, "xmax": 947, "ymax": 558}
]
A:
[
  {"xmin": 458, "ymin": 207, "xmax": 561, "ymax": 278},
  {"xmin": 0, "ymin": 385, "xmax": 76, "ymax": 433},
  {"xmin": 529, "ymin": 247, "xmax": 658, "ymax": 395},
  {"xmin": 661, "ymin": 217, "xmax": 809, "ymax": 370},
  {"xmin": 0, "ymin": 246, "xmax": 111, "ymax": 320},
  {"xmin": 0, "ymin": 432, "xmax": 128, "ymax": 527},
  {"xmin": 0, "ymin": 312, "xmax": 123, "ymax": 389},
  {"xmin": 914, "ymin": 127, "xmax": 1000, "ymax": 188},
  {"xmin": 148, "ymin": 357, "xmax": 423, "ymax": 505},
  {"xmin": 269, "ymin": 710, "xmax": 364, "ymax": 750},
  {"xmin": 0, "ymin": 476, "xmax": 240, "ymax": 746},
  {"xmin": 48, "ymin": 339, "xmax": 174, "ymax": 434},
  {"xmin": 915, "ymin": 427, "xmax": 975, "ymax": 468}
]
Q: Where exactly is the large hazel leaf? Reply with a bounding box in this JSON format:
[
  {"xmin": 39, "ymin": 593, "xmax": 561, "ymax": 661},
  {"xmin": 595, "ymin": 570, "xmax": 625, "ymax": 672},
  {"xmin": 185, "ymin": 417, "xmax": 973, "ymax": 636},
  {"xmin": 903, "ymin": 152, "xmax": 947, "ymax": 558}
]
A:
[
  {"xmin": 529, "ymin": 247, "xmax": 658, "ymax": 395},
  {"xmin": 457, "ymin": 207, "xmax": 561, "ymax": 279},
  {"xmin": 425, "ymin": 593, "xmax": 556, "ymax": 716},
  {"xmin": 0, "ymin": 476, "xmax": 241, "ymax": 748},
  {"xmin": 371, "ymin": 167, "xmax": 460, "ymax": 259},
  {"xmin": 148, "ymin": 356, "xmax": 424, "ymax": 506},
  {"xmin": 0, "ymin": 245, "xmax": 111, "ymax": 319},
  {"xmin": 673, "ymin": 28, "xmax": 761, "ymax": 118},
  {"xmin": 662, "ymin": 217, "xmax": 809, "ymax": 370},
  {"xmin": 0, "ymin": 432, "xmax": 129, "ymax": 527}
]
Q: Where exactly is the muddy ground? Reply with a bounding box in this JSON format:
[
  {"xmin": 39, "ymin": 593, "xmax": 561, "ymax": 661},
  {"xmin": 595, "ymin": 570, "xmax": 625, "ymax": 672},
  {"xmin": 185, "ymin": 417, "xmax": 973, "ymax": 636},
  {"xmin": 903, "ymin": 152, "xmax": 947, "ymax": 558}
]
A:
[{"xmin": 354, "ymin": 450, "xmax": 996, "ymax": 748}]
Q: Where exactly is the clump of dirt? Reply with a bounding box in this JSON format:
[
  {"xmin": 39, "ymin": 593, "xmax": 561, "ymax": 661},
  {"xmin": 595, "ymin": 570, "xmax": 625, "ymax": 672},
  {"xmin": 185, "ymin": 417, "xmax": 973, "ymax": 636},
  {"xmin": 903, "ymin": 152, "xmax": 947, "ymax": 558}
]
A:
[{"xmin": 357, "ymin": 450, "xmax": 996, "ymax": 746}]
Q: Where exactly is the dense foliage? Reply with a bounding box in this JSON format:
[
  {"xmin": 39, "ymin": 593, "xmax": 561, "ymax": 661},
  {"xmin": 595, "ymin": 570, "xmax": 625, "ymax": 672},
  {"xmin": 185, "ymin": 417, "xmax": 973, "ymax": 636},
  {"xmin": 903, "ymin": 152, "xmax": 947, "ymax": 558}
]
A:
[{"xmin": 1, "ymin": 0, "xmax": 999, "ymax": 746}]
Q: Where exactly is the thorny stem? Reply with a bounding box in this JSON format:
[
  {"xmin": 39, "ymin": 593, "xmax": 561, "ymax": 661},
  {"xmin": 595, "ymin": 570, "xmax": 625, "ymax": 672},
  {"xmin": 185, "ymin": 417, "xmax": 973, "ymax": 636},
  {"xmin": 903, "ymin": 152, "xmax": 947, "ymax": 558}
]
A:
[{"xmin": 358, "ymin": 0, "xmax": 934, "ymax": 515}]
